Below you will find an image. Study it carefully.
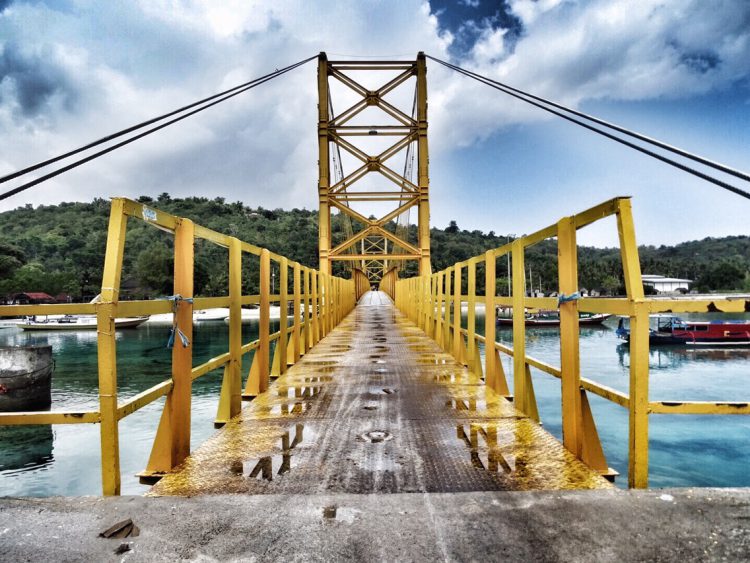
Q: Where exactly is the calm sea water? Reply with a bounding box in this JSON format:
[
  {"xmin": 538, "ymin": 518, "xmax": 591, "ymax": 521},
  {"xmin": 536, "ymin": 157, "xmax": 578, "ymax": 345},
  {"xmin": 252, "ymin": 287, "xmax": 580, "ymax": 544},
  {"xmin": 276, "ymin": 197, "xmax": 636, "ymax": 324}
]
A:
[{"xmin": 0, "ymin": 312, "xmax": 748, "ymax": 495}]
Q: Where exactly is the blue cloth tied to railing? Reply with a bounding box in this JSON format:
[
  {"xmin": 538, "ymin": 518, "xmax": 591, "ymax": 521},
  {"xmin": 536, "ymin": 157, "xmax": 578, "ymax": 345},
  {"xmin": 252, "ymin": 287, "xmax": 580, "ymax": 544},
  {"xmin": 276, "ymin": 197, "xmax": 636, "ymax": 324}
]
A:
[{"xmin": 557, "ymin": 292, "xmax": 580, "ymax": 305}]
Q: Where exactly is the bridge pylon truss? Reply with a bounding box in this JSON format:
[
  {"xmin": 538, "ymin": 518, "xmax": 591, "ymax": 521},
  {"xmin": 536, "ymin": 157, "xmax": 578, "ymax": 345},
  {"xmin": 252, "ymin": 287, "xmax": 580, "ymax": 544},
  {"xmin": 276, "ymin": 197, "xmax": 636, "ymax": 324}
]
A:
[{"xmin": 317, "ymin": 52, "xmax": 431, "ymax": 283}]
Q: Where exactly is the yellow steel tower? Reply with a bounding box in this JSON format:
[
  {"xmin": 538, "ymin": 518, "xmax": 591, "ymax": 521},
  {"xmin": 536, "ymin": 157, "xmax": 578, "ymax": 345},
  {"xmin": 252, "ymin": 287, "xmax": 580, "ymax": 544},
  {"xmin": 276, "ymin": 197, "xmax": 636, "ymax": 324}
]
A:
[{"xmin": 317, "ymin": 52, "xmax": 431, "ymax": 281}]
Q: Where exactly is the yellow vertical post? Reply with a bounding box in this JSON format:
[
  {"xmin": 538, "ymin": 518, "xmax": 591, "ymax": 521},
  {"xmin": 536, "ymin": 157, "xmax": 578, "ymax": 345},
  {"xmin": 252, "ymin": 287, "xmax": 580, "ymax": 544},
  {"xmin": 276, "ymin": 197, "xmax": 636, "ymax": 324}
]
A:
[
  {"xmin": 290, "ymin": 262, "xmax": 301, "ymax": 364},
  {"xmin": 618, "ymin": 197, "xmax": 649, "ymax": 488},
  {"xmin": 558, "ymin": 217, "xmax": 582, "ymax": 457},
  {"xmin": 276, "ymin": 257, "xmax": 289, "ymax": 376},
  {"xmin": 617, "ymin": 198, "xmax": 644, "ymax": 299},
  {"xmin": 244, "ymin": 249, "xmax": 270, "ymax": 397},
  {"xmin": 444, "ymin": 268, "xmax": 452, "ymax": 351},
  {"xmin": 320, "ymin": 273, "xmax": 327, "ymax": 337},
  {"xmin": 484, "ymin": 250, "xmax": 497, "ymax": 391},
  {"xmin": 414, "ymin": 278, "xmax": 421, "ymax": 327},
  {"xmin": 416, "ymin": 52, "xmax": 431, "ymax": 276},
  {"xmin": 170, "ymin": 218, "xmax": 194, "ymax": 466},
  {"xmin": 467, "ymin": 259, "xmax": 477, "ymax": 373},
  {"xmin": 336, "ymin": 277, "xmax": 341, "ymax": 325},
  {"xmin": 312, "ymin": 270, "xmax": 320, "ymax": 344},
  {"xmin": 96, "ymin": 198, "xmax": 128, "ymax": 495},
  {"xmin": 629, "ymin": 302, "xmax": 650, "ymax": 488},
  {"xmin": 424, "ymin": 276, "xmax": 432, "ymax": 333},
  {"xmin": 318, "ymin": 53, "xmax": 331, "ymax": 275},
  {"xmin": 435, "ymin": 272, "xmax": 444, "ymax": 346},
  {"xmin": 216, "ymin": 237, "xmax": 242, "ymax": 425},
  {"xmin": 336, "ymin": 278, "xmax": 341, "ymax": 325},
  {"xmin": 303, "ymin": 268, "xmax": 311, "ymax": 354},
  {"xmin": 452, "ymin": 264, "xmax": 462, "ymax": 362},
  {"xmin": 432, "ymin": 274, "xmax": 439, "ymax": 339},
  {"xmin": 512, "ymin": 240, "xmax": 528, "ymax": 415},
  {"xmin": 330, "ymin": 277, "xmax": 336, "ymax": 329}
]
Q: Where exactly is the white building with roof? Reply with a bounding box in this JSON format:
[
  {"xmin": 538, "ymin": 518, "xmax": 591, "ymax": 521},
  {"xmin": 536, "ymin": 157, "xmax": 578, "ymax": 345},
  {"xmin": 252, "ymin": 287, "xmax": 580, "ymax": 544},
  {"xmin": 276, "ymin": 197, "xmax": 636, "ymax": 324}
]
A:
[{"xmin": 642, "ymin": 274, "xmax": 692, "ymax": 294}]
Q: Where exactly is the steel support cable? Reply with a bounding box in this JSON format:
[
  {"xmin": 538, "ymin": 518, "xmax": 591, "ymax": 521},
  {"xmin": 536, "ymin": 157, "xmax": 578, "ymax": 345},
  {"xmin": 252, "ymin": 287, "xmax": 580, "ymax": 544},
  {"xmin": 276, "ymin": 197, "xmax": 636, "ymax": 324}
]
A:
[
  {"xmin": 428, "ymin": 55, "xmax": 750, "ymax": 184},
  {"xmin": 0, "ymin": 56, "xmax": 317, "ymax": 201},
  {"xmin": 427, "ymin": 55, "xmax": 750, "ymax": 201}
]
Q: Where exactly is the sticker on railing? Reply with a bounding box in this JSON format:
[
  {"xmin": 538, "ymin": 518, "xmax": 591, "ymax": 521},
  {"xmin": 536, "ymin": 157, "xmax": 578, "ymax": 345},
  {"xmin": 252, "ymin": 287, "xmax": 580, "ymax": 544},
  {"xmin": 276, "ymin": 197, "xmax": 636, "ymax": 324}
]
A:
[{"xmin": 142, "ymin": 207, "xmax": 157, "ymax": 222}]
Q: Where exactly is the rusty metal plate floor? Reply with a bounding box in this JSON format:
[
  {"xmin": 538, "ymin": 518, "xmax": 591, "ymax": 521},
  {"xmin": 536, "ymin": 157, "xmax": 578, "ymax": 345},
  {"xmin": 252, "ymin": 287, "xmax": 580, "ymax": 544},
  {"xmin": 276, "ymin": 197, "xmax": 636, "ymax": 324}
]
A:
[{"xmin": 151, "ymin": 291, "xmax": 611, "ymax": 496}]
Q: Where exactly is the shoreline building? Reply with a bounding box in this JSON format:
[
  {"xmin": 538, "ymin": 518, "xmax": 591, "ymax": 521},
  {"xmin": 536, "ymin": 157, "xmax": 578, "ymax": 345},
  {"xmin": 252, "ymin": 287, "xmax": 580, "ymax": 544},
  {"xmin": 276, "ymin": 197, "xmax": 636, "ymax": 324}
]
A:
[{"xmin": 642, "ymin": 274, "xmax": 692, "ymax": 294}]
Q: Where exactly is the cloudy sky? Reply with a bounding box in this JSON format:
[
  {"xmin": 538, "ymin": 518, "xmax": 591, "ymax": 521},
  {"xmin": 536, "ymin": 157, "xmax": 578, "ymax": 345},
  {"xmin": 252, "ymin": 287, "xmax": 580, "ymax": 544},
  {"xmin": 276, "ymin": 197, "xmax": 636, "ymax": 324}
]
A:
[{"xmin": 0, "ymin": 0, "xmax": 749, "ymax": 247}]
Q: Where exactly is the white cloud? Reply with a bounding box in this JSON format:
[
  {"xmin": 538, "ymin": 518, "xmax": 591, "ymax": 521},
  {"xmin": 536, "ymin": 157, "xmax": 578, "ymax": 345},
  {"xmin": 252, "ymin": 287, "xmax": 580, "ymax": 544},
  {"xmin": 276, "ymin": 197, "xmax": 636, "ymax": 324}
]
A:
[
  {"xmin": 432, "ymin": 0, "xmax": 750, "ymax": 148},
  {"xmin": 0, "ymin": 0, "xmax": 747, "ymax": 245}
]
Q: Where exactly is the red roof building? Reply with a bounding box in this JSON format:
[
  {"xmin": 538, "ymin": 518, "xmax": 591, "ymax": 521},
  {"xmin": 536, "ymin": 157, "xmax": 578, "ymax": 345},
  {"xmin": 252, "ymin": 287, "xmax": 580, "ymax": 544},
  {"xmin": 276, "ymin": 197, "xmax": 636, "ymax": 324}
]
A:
[{"xmin": 11, "ymin": 292, "xmax": 57, "ymax": 304}]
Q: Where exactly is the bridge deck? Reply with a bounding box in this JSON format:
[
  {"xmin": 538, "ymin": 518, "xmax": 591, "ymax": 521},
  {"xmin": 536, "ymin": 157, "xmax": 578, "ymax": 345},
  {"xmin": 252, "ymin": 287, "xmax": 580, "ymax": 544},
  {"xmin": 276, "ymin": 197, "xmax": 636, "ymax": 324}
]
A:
[{"xmin": 151, "ymin": 292, "xmax": 610, "ymax": 495}]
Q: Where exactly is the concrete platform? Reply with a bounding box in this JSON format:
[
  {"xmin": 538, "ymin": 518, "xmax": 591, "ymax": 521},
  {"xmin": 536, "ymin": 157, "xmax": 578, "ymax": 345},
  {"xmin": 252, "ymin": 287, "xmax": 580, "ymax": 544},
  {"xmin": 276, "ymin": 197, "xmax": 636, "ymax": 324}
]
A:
[
  {"xmin": 1, "ymin": 488, "xmax": 749, "ymax": 561},
  {"xmin": 151, "ymin": 291, "xmax": 610, "ymax": 496}
]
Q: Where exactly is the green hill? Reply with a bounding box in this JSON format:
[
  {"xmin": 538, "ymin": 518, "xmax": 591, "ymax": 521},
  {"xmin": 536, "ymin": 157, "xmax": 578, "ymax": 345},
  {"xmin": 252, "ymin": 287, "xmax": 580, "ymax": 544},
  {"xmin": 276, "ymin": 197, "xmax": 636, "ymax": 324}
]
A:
[{"xmin": 0, "ymin": 194, "xmax": 747, "ymax": 300}]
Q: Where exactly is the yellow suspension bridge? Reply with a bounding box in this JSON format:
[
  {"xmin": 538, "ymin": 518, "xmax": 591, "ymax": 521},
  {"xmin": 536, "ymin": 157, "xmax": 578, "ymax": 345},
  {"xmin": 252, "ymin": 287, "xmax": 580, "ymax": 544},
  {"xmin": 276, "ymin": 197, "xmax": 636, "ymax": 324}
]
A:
[{"xmin": 0, "ymin": 54, "xmax": 748, "ymax": 528}]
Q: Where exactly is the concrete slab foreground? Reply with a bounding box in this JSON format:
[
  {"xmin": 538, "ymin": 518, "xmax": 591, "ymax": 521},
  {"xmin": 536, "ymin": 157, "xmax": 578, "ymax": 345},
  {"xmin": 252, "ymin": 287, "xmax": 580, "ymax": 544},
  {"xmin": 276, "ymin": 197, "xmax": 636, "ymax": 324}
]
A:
[{"xmin": 1, "ymin": 488, "xmax": 749, "ymax": 561}]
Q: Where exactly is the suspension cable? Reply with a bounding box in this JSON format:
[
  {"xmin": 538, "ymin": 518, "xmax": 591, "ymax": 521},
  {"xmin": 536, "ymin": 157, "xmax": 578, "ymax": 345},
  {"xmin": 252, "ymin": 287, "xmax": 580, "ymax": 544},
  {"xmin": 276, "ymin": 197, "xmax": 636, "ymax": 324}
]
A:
[
  {"xmin": 0, "ymin": 55, "xmax": 317, "ymax": 201},
  {"xmin": 427, "ymin": 55, "xmax": 750, "ymax": 201}
]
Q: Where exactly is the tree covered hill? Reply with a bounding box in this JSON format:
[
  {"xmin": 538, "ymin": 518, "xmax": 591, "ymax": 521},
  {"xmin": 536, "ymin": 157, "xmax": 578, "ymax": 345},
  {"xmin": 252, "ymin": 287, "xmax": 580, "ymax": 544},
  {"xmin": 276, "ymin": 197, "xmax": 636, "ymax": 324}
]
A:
[{"xmin": 0, "ymin": 193, "xmax": 747, "ymax": 300}]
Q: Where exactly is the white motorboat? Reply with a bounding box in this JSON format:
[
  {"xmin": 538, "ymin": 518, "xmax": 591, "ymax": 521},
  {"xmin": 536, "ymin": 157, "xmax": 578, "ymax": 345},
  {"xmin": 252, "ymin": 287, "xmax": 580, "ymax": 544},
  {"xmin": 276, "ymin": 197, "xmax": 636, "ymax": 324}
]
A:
[{"xmin": 20, "ymin": 315, "xmax": 149, "ymax": 331}]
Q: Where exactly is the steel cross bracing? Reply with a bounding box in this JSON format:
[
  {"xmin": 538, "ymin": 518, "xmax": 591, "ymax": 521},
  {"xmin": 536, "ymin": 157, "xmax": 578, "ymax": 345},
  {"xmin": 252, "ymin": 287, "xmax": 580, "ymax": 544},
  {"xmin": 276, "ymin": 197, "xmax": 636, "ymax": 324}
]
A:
[{"xmin": 317, "ymin": 52, "xmax": 431, "ymax": 282}]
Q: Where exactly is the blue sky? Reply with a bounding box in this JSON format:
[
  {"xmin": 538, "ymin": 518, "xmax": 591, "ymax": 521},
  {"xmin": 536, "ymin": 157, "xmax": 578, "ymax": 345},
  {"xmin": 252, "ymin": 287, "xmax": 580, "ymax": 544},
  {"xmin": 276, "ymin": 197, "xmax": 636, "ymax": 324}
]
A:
[{"xmin": 0, "ymin": 0, "xmax": 748, "ymax": 247}]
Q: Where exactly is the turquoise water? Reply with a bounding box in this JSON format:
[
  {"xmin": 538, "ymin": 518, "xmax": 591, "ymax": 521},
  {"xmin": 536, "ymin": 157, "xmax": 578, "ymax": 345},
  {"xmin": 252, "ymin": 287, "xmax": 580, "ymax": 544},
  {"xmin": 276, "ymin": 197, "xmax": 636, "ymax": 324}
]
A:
[
  {"xmin": 0, "ymin": 312, "xmax": 748, "ymax": 495},
  {"xmin": 0, "ymin": 320, "xmax": 278, "ymax": 496},
  {"xmin": 481, "ymin": 312, "xmax": 750, "ymax": 488}
]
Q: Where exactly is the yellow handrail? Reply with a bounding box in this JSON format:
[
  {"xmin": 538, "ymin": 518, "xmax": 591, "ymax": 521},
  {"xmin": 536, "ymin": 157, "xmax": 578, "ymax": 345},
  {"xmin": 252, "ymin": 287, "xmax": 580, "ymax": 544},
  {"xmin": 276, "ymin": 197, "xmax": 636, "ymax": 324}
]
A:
[
  {"xmin": 393, "ymin": 196, "xmax": 750, "ymax": 489},
  {"xmin": 0, "ymin": 197, "xmax": 356, "ymax": 495}
]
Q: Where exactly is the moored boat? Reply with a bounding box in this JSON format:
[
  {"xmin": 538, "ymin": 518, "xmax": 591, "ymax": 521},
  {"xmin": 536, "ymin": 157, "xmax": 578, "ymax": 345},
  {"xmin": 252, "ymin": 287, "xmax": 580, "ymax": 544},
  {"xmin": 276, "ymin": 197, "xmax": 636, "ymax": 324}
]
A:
[
  {"xmin": 617, "ymin": 315, "xmax": 750, "ymax": 347},
  {"xmin": 20, "ymin": 315, "xmax": 149, "ymax": 331},
  {"xmin": 496, "ymin": 311, "xmax": 611, "ymax": 327}
]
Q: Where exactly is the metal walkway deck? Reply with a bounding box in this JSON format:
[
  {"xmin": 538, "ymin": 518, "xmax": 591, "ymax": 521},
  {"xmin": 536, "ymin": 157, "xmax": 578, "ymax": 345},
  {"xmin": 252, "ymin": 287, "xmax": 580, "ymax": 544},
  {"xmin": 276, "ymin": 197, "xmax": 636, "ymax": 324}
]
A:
[{"xmin": 151, "ymin": 292, "xmax": 610, "ymax": 495}]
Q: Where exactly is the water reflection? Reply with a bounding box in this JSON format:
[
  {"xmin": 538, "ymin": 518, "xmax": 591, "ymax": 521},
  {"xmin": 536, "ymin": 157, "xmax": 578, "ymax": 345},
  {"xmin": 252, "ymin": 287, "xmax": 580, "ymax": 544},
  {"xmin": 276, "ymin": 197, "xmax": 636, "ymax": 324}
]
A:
[
  {"xmin": 457, "ymin": 423, "xmax": 512, "ymax": 473},
  {"xmin": 233, "ymin": 423, "xmax": 306, "ymax": 481},
  {"xmin": 0, "ymin": 425, "xmax": 54, "ymax": 473},
  {"xmin": 616, "ymin": 343, "xmax": 750, "ymax": 370}
]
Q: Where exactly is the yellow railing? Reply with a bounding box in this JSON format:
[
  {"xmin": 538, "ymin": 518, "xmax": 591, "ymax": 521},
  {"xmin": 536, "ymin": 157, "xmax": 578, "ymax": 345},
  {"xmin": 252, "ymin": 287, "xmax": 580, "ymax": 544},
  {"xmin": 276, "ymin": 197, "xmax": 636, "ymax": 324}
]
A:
[
  {"xmin": 0, "ymin": 198, "xmax": 356, "ymax": 495},
  {"xmin": 394, "ymin": 196, "xmax": 750, "ymax": 488}
]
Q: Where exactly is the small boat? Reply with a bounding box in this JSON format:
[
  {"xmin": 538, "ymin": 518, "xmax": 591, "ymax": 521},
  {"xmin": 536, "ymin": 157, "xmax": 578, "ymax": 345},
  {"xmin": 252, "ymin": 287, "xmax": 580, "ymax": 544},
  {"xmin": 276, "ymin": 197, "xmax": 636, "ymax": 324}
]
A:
[
  {"xmin": 0, "ymin": 345, "xmax": 54, "ymax": 411},
  {"xmin": 222, "ymin": 306, "xmax": 284, "ymax": 324},
  {"xmin": 497, "ymin": 311, "xmax": 611, "ymax": 327},
  {"xmin": 193, "ymin": 308, "xmax": 230, "ymax": 322},
  {"xmin": 20, "ymin": 315, "xmax": 149, "ymax": 331},
  {"xmin": 146, "ymin": 308, "xmax": 231, "ymax": 325},
  {"xmin": 617, "ymin": 315, "xmax": 750, "ymax": 347}
]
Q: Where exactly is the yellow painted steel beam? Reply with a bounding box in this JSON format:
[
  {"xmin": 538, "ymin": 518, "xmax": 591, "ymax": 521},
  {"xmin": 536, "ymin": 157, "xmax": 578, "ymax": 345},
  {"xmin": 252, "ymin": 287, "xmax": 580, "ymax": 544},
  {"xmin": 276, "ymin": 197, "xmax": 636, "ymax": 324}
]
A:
[
  {"xmin": 330, "ymin": 193, "xmax": 418, "ymax": 201},
  {"xmin": 330, "ymin": 67, "xmax": 369, "ymax": 96},
  {"xmin": 648, "ymin": 299, "xmax": 750, "ymax": 314},
  {"xmin": 0, "ymin": 410, "xmax": 100, "ymax": 425},
  {"xmin": 120, "ymin": 198, "xmax": 177, "ymax": 232},
  {"xmin": 0, "ymin": 303, "xmax": 97, "ymax": 317},
  {"xmin": 318, "ymin": 52, "xmax": 331, "ymax": 275},
  {"xmin": 214, "ymin": 236, "xmax": 243, "ymax": 426},
  {"xmin": 649, "ymin": 401, "xmax": 750, "ymax": 415},
  {"xmin": 329, "ymin": 62, "xmax": 416, "ymax": 69},
  {"xmin": 580, "ymin": 379, "xmax": 630, "ymax": 408},
  {"xmin": 329, "ymin": 254, "xmax": 419, "ymax": 261},
  {"xmin": 558, "ymin": 215, "xmax": 583, "ymax": 458},
  {"xmin": 511, "ymin": 240, "xmax": 529, "ymax": 416},
  {"xmin": 617, "ymin": 199, "xmax": 645, "ymax": 301},
  {"xmin": 96, "ymin": 197, "xmax": 128, "ymax": 496},
  {"xmin": 117, "ymin": 381, "xmax": 173, "ymax": 420},
  {"xmin": 170, "ymin": 218, "xmax": 195, "ymax": 466},
  {"xmin": 193, "ymin": 352, "xmax": 232, "ymax": 380},
  {"xmin": 416, "ymin": 52, "xmax": 431, "ymax": 276}
]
